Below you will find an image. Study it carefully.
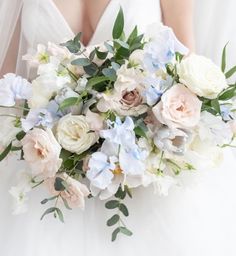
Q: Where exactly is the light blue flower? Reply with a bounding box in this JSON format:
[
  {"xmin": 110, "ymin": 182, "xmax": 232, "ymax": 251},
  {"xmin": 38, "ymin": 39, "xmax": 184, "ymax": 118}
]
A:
[
  {"xmin": 144, "ymin": 24, "xmax": 188, "ymax": 73},
  {"xmin": 220, "ymin": 105, "xmax": 233, "ymax": 121},
  {"xmin": 21, "ymin": 108, "xmax": 55, "ymax": 132},
  {"xmin": 0, "ymin": 73, "xmax": 32, "ymax": 107},
  {"xmin": 87, "ymin": 152, "xmax": 117, "ymax": 190},
  {"xmin": 100, "ymin": 117, "xmax": 136, "ymax": 149}
]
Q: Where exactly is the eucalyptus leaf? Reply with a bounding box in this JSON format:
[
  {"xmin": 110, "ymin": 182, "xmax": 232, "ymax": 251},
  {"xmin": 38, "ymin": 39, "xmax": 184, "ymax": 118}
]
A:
[
  {"xmin": 111, "ymin": 227, "xmax": 121, "ymax": 242},
  {"xmin": 84, "ymin": 63, "xmax": 98, "ymax": 76},
  {"xmin": 61, "ymin": 197, "xmax": 72, "ymax": 210},
  {"xmin": 102, "ymin": 68, "xmax": 117, "ymax": 80},
  {"xmin": 107, "ymin": 214, "xmax": 120, "ymax": 226},
  {"xmin": 119, "ymin": 203, "xmax": 129, "ymax": 217},
  {"xmin": 105, "ymin": 200, "xmax": 120, "ymax": 209},
  {"xmin": 95, "ymin": 48, "xmax": 108, "ymax": 60},
  {"xmin": 16, "ymin": 131, "xmax": 26, "ymax": 141},
  {"xmin": 71, "ymin": 58, "xmax": 91, "ymax": 67},
  {"xmin": 119, "ymin": 227, "xmax": 133, "ymax": 236},
  {"xmin": 54, "ymin": 177, "xmax": 66, "ymax": 192},
  {"xmin": 55, "ymin": 208, "xmax": 65, "ymax": 223},
  {"xmin": 40, "ymin": 207, "xmax": 57, "ymax": 220}
]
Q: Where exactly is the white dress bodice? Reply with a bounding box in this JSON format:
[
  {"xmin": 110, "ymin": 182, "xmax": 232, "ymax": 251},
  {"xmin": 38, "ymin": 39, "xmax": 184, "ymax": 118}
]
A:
[{"xmin": 21, "ymin": 0, "xmax": 162, "ymax": 47}]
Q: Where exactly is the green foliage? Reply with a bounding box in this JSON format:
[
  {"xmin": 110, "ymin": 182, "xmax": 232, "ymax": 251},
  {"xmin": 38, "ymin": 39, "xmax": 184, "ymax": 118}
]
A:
[
  {"xmin": 61, "ymin": 33, "xmax": 82, "ymax": 53},
  {"xmin": 40, "ymin": 207, "xmax": 64, "ymax": 223},
  {"xmin": 225, "ymin": 66, "xmax": 236, "ymax": 79},
  {"xmin": 59, "ymin": 97, "xmax": 80, "ymax": 110},
  {"xmin": 54, "ymin": 177, "xmax": 67, "ymax": 192},
  {"xmin": 219, "ymin": 86, "xmax": 236, "ymax": 101},
  {"xmin": 0, "ymin": 142, "xmax": 12, "ymax": 162},
  {"xmin": 112, "ymin": 7, "xmax": 124, "ymax": 39},
  {"xmin": 106, "ymin": 186, "xmax": 133, "ymax": 241},
  {"xmin": 221, "ymin": 43, "xmax": 228, "ymax": 72},
  {"xmin": 71, "ymin": 58, "xmax": 91, "ymax": 66}
]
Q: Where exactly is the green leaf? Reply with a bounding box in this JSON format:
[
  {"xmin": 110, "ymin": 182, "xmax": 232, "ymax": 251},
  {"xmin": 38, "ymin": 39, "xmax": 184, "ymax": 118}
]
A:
[
  {"xmin": 114, "ymin": 39, "xmax": 129, "ymax": 49},
  {"xmin": 124, "ymin": 185, "xmax": 132, "ymax": 198},
  {"xmin": 54, "ymin": 177, "xmax": 66, "ymax": 192},
  {"xmin": 115, "ymin": 187, "xmax": 126, "ymax": 200},
  {"xmin": 71, "ymin": 58, "xmax": 91, "ymax": 66},
  {"xmin": 105, "ymin": 200, "xmax": 120, "ymax": 209},
  {"xmin": 112, "ymin": 7, "xmax": 124, "ymax": 39},
  {"xmin": 0, "ymin": 143, "xmax": 12, "ymax": 162},
  {"xmin": 89, "ymin": 49, "xmax": 96, "ymax": 61},
  {"xmin": 111, "ymin": 62, "xmax": 120, "ymax": 71},
  {"xmin": 87, "ymin": 76, "xmax": 110, "ymax": 87},
  {"xmin": 16, "ymin": 131, "xmax": 26, "ymax": 141},
  {"xmin": 95, "ymin": 48, "xmax": 108, "ymax": 60},
  {"xmin": 40, "ymin": 207, "xmax": 57, "ymax": 220},
  {"xmin": 111, "ymin": 227, "xmax": 121, "ymax": 242},
  {"xmin": 102, "ymin": 68, "xmax": 117, "ymax": 80},
  {"xmin": 119, "ymin": 203, "xmax": 129, "ymax": 217},
  {"xmin": 127, "ymin": 26, "xmax": 138, "ymax": 45},
  {"xmin": 55, "ymin": 208, "xmax": 65, "ymax": 223},
  {"xmin": 83, "ymin": 63, "xmax": 98, "ymax": 76},
  {"xmin": 59, "ymin": 97, "xmax": 79, "ymax": 110},
  {"xmin": 225, "ymin": 65, "xmax": 236, "ymax": 79},
  {"xmin": 119, "ymin": 227, "xmax": 133, "ymax": 236},
  {"xmin": 134, "ymin": 126, "xmax": 147, "ymax": 139},
  {"xmin": 11, "ymin": 146, "xmax": 22, "ymax": 152},
  {"xmin": 107, "ymin": 214, "xmax": 120, "ymax": 226},
  {"xmin": 104, "ymin": 42, "xmax": 114, "ymax": 54},
  {"xmin": 219, "ymin": 86, "xmax": 236, "ymax": 101},
  {"xmin": 41, "ymin": 196, "xmax": 58, "ymax": 205},
  {"xmin": 211, "ymin": 99, "xmax": 221, "ymax": 114},
  {"xmin": 61, "ymin": 197, "xmax": 72, "ymax": 210},
  {"xmin": 221, "ymin": 43, "xmax": 228, "ymax": 72}
]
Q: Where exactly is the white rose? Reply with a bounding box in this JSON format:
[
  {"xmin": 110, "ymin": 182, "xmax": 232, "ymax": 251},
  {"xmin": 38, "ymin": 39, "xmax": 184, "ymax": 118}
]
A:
[
  {"xmin": 129, "ymin": 49, "xmax": 144, "ymax": 67},
  {"xmin": 56, "ymin": 114, "xmax": 98, "ymax": 154},
  {"xmin": 178, "ymin": 54, "xmax": 228, "ymax": 99}
]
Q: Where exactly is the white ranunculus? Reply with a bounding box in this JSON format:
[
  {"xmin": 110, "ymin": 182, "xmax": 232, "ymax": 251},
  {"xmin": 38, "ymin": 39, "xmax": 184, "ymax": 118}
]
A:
[
  {"xmin": 178, "ymin": 54, "xmax": 228, "ymax": 99},
  {"xmin": 154, "ymin": 175, "xmax": 177, "ymax": 196},
  {"xmin": 56, "ymin": 114, "xmax": 98, "ymax": 154}
]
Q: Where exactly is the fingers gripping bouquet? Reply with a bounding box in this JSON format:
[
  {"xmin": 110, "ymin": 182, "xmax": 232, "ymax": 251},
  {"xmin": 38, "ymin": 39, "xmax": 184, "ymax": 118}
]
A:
[{"xmin": 1, "ymin": 8, "xmax": 236, "ymax": 241}]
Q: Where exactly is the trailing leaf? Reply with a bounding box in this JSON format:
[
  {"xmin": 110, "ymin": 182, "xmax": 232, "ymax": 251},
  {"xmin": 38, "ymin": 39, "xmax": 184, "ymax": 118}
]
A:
[
  {"xmin": 221, "ymin": 42, "xmax": 228, "ymax": 72},
  {"xmin": 225, "ymin": 65, "xmax": 236, "ymax": 79},
  {"xmin": 119, "ymin": 203, "xmax": 129, "ymax": 217},
  {"xmin": 105, "ymin": 200, "xmax": 120, "ymax": 209},
  {"xmin": 107, "ymin": 214, "xmax": 120, "ymax": 226}
]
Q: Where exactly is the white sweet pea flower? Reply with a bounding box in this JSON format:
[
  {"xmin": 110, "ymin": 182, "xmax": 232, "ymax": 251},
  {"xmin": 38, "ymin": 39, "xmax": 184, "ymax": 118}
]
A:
[
  {"xmin": 21, "ymin": 108, "xmax": 55, "ymax": 132},
  {"xmin": 154, "ymin": 175, "xmax": 177, "ymax": 196},
  {"xmin": 87, "ymin": 152, "xmax": 117, "ymax": 190},
  {"xmin": 0, "ymin": 73, "xmax": 32, "ymax": 107},
  {"xmin": 23, "ymin": 44, "xmax": 49, "ymax": 67},
  {"xmin": 9, "ymin": 171, "xmax": 33, "ymax": 215},
  {"xmin": 198, "ymin": 111, "xmax": 233, "ymax": 146}
]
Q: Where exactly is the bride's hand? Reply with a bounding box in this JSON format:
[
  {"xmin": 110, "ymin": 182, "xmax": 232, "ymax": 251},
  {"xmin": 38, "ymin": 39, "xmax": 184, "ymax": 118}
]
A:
[{"xmin": 160, "ymin": 0, "xmax": 195, "ymax": 51}]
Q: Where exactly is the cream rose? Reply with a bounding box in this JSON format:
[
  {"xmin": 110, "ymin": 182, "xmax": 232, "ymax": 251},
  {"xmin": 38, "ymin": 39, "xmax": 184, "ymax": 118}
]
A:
[
  {"xmin": 45, "ymin": 173, "xmax": 90, "ymax": 209},
  {"xmin": 153, "ymin": 84, "xmax": 202, "ymax": 128},
  {"xmin": 56, "ymin": 114, "xmax": 98, "ymax": 154},
  {"xmin": 178, "ymin": 54, "xmax": 228, "ymax": 99},
  {"xmin": 21, "ymin": 128, "xmax": 62, "ymax": 178}
]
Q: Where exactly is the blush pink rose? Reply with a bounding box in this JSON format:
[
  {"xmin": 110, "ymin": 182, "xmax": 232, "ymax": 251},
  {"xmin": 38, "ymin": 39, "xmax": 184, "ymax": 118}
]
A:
[
  {"xmin": 45, "ymin": 173, "xmax": 90, "ymax": 209},
  {"xmin": 152, "ymin": 84, "xmax": 202, "ymax": 128},
  {"xmin": 21, "ymin": 128, "xmax": 62, "ymax": 178}
]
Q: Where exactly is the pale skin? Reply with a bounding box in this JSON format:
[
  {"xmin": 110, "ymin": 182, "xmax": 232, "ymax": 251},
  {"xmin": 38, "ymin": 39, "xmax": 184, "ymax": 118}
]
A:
[{"xmin": 0, "ymin": 0, "xmax": 194, "ymax": 76}]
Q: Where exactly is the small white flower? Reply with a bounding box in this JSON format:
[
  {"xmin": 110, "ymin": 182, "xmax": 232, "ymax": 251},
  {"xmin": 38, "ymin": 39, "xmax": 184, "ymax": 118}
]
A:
[
  {"xmin": 154, "ymin": 175, "xmax": 177, "ymax": 196},
  {"xmin": 0, "ymin": 73, "xmax": 32, "ymax": 107},
  {"xmin": 9, "ymin": 171, "xmax": 33, "ymax": 215}
]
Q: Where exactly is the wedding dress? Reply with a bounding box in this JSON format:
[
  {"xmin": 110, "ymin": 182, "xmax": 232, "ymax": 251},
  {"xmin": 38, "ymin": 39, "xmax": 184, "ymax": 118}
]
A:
[{"xmin": 0, "ymin": 1, "xmax": 236, "ymax": 256}]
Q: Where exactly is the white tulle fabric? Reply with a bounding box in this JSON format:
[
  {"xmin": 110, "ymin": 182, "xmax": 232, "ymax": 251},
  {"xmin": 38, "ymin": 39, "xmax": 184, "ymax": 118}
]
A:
[{"xmin": 0, "ymin": 1, "xmax": 236, "ymax": 256}]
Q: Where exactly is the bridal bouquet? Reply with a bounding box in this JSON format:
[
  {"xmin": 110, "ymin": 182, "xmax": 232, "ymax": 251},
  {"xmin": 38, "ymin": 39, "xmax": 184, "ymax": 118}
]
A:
[{"xmin": 1, "ymin": 8, "xmax": 236, "ymax": 241}]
